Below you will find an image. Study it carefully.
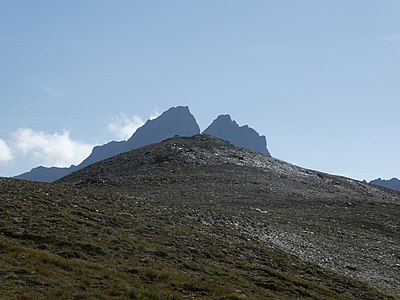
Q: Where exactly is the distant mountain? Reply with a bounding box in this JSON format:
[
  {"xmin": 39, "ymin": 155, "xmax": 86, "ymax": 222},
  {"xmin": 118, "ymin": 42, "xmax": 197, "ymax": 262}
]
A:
[
  {"xmin": 77, "ymin": 106, "xmax": 200, "ymax": 169},
  {"xmin": 125, "ymin": 106, "xmax": 200, "ymax": 150},
  {"xmin": 15, "ymin": 106, "xmax": 200, "ymax": 182},
  {"xmin": 203, "ymin": 114, "xmax": 270, "ymax": 156},
  {"xmin": 15, "ymin": 107, "xmax": 272, "ymax": 183},
  {"xmin": 15, "ymin": 165, "xmax": 79, "ymax": 183},
  {"xmin": 370, "ymin": 178, "xmax": 400, "ymax": 192}
]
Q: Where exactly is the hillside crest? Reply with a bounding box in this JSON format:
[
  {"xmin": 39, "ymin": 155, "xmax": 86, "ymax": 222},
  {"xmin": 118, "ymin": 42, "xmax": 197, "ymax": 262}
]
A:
[{"xmin": 16, "ymin": 106, "xmax": 270, "ymax": 182}]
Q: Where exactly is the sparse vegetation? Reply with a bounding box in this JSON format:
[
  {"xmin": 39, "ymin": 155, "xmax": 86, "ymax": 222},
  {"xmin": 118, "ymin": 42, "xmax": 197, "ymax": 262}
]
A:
[{"xmin": 1, "ymin": 136, "xmax": 399, "ymax": 299}]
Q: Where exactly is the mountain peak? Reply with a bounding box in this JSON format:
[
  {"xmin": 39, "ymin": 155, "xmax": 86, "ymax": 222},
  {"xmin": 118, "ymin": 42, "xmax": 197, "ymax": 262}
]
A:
[
  {"xmin": 79, "ymin": 105, "xmax": 200, "ymax": 168},
  {"xmin": 215, "ymin": 114, "xmax": 232, "ymax": 122},
  {"xmin": 15, "ymin": 107, "xmax": 272, "ymax": 183},
  {"xmin": 202, "ymin": 114, "xmax": 270, "ymax": 156},
  {"xmin": 16, "ymin": 106, "xmax": 200, "ymax": 182},
  {"xmin": 126, "ymin": 106, "xmax": 200, "ymax": 147}
]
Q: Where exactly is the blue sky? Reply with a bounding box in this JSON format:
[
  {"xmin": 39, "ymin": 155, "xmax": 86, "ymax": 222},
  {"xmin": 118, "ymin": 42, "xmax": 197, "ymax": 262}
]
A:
[{"xmin": 1, "ymin": 1, "xmax": 399, "ymax": 180}]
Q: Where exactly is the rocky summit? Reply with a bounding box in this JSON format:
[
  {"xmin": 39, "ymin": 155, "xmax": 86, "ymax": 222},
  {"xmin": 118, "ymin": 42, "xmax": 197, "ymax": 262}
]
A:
[
  {"xmin": 15, "ymin": 106, "xmax": 272, "ymax": 183},
  {"xmin": 203, "ymin": 115, "xmax": 270, "ymax": 156},
  {"xmin": 15, "ymin": 106, "xmax": 201, "ymax": 183},
  {"xmin": 2, "ymin": 135, "xmax": 397, "ymax": 299}
]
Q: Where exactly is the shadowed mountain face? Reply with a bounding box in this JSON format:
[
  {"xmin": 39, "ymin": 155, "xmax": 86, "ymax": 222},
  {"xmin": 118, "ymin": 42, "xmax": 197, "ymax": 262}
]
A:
[
  {"xmin": 370, "ymin": 178, "xmax": 400, "ymax": 192},
  {"xmin": 203, "ymin": 114, "xmax": 270, "ymax": 156},
  {"xmin": 15, "ymin": 106, "xmax": 200, "ymax": 182},
  {"xmin": 126, "ymin": 106, "xmax": 200, "ymax": 149},
  {"xmin": 78, "ymin": 106, "xmax": 200, "ymax": 168},
  {"xmin": 2, "ymin": 135, "xmax": 399, "ymax": 298},
  {"xmin": 15, "ymin": 107, "xmax": 272, "ymax": 183},
  {"xmin": 13, "ymin": 165, "xmax": 79, "ymax": 183}
]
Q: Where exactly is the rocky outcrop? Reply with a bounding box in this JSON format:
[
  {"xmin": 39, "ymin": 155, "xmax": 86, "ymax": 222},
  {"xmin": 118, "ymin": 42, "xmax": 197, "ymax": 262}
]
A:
[
  {"xmin": 370, "ymin": 178, "xmax": 400, "ymax": 192},
  {"xmin": 202, "ymin": 114, "xmax": 270, "ymax": 156}
]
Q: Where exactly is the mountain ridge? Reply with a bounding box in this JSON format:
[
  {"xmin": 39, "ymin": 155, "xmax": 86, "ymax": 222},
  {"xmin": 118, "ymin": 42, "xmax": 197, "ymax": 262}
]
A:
[
  {"xmin": 15, "ymin": 106, "xmax": 271, "ymax": 183},
  {"xmin": 202, "ymin": 114, "xmax": 270, "ymax": 156},
  {"xmin": 370, "ymin": 177, "xmax": 400, "ymax": 192}
]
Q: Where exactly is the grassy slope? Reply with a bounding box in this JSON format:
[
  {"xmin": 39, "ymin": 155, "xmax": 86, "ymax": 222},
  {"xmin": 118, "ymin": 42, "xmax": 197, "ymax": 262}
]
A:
[{"xmin": 0, "ymin": 177, "xmax": 395, "ymax": 300}]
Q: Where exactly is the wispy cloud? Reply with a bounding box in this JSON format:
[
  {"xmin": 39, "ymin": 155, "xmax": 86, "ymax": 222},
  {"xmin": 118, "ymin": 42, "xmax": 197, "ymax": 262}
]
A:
[
  {"xmin": 37, "ymin": 83, "xmax": 64, "ymax": 98},
  {"xmin": 11, "ymin": 128, "xmax": 94, "ymax": 167},
  {"xmin": 108, "ymin": 110, "xmax": 160, "ymax": 140},
  {"xmin": 383, "ymin": 34, "xmax": 400, "ymax": 41},
  {"xmin": 73, "ymin": 72, "xmax": 137, "ymax": 81},
  {"xmin": 238, "ymin": 44, "xmax": 315, "ymax": 58},
  {"xmin": 27, "ymin": 76, "xmax": 65, "ymax": 98},
  {"xmin": 0, "ymin": 139, "xmax": 13, "ymax": 165},
  {"xmin": 148, "ymin": 110, "xmax": 160, "ymax": 120}
]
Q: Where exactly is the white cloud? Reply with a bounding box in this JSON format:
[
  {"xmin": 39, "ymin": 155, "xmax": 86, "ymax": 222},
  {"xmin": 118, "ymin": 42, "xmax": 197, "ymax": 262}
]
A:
[
  {"xmin": 108, "ymin": 111, "xmax": 162, "ymax": 140},
  {"xmin": 108, "ymin": 114, "xmax": 145, "ymax": 140},
  {"xmin": 11, "ymin": 128, "xmax": 94, "ymax": 167},
  {"xmin": 0, "ymin": 139, "xmax": 13, "ymax": 165}
]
